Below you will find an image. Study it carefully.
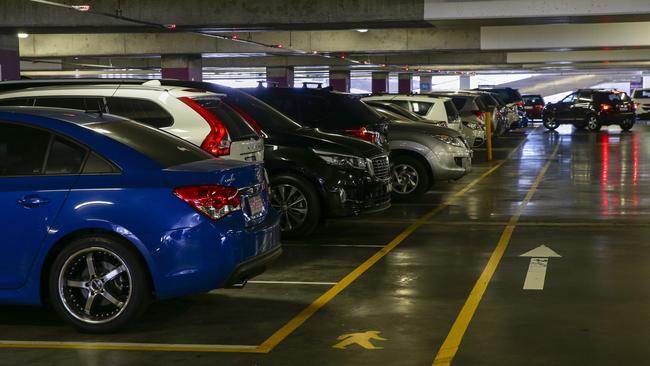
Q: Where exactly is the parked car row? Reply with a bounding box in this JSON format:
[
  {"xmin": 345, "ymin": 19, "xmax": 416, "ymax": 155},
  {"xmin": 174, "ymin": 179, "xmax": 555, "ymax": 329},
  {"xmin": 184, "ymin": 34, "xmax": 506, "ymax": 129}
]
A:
[{"xmin": 0, "ymin": 79, "xmax": 483, "ymax": 332}]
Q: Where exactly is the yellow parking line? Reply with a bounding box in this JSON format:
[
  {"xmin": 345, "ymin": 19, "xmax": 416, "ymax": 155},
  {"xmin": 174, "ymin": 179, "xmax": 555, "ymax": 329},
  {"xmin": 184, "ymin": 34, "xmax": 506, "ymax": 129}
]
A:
[
  {"xmin": 432, "ymin": 139, "xmax": 561, "ymax": 366},
  {"xmin": 258, "ymin": 158, "xmax": 519, "ymax": 352},
  {"xmin": 0, "ymin": 340, "xmax": 262, "ymax": 353}
]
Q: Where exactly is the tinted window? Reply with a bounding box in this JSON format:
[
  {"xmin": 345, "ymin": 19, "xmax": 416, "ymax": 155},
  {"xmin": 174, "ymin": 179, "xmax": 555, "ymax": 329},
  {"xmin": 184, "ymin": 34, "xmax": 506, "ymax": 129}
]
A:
[
  {"xmin": 328, "ymin": 94, "xmax": 383, "ymax": 127},
  {"xmin": 86, "ymin": 121, "xmax": 212, "ymax": 168},
  {"xmin": 0, "ymin": 98, "xmax": 34, "ymax": 106},
  {"xmin": 444, "ymin": 100, "xmax": 460, "ymax": 120},
  {"xmin": 297, "ymin": 95, "xmax": 332, "ymax": 125},
  {"xmin": 523, "ymin": 96, "xmax": 544, "ymax": 104},
  {"xmin": 577, "ymin": 91, "xmax": 592, "ymax": 102},
  {"xmin": 633, "ymin": 89, "xmax": 650, "ymax": 98},
  {"xmin": 561, "ymin": 93, "xmax": 577, "ymax": 103},
  {"xmin": 35, "ymin": 97, "xmax": 86, "ymax": 110},
  {"xmin": 390, "ymin": 100, "xmax": 410, "ymax": 110},
  {"xmin": 595, "ymin": 92, "xmax": 630, "ymax": 103},
  {"xmin": 106, "ymin": 97, "xmax": 174, "ymax": 128},
  {"xmin": 0, "ymin": 123, "xmax": 50, "ymax": 176},
  {"xmin": 82, "ymin": 152, "xmax": 117, "ymax": 174},
  {"xmin": 224, "ymin": 90, "xmax": 301, "ymax": 133},
  {"xmin": 410, "ymin": 101, "xmax": 433, "ymax": 116},
  {"xmin": 191, "ymin": 98, "xmax": 259, "ymax": 140},
  {"xmin": 44, "ymin": 137, "xmax": 86, "ymax": 175},
  {"xmin": 450, "ymin": 97, "xmax": 468, "ymax": 111}
]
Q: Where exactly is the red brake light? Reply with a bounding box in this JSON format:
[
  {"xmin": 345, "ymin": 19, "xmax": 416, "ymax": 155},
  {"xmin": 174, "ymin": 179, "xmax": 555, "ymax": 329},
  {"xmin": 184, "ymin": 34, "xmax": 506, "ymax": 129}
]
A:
[
  {"xmin": 178, "ymin": 97, "xmax": 231, "ymax": 156},
  {"xmin": 223, "ymin": 100, "xmax": 266, "ymax": 138},
  {"xmin": 472, "ymin": 110, "xmax": 484, "ymax": 119},
  {"xmin": 534, "ymin": 104, "xmax": 543, "ymax": 109},
  {"xmin": 174, "ymin": 184, "xmax": 241, "ymax": 221},
  {"xmin": 345, "ymin": 127, "xmax": 380, "ymax": 145},
  {"xmin": 633, "ymin": 103, "xmax": 638, "ymax": 112},
  {"xmin": 517, "ymin": 101, "xmax": 524, "ymax": 107},
  {"xmin": 600, "ymin": 104, "xmax": 612, "ymax": 112}
]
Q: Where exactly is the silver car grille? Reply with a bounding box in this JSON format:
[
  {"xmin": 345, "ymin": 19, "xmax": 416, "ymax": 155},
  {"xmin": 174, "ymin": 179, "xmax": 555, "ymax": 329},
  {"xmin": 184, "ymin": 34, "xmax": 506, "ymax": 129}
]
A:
[{"xmin": 370, "ymin": 155, "xmax": 390, "ymax": 179}]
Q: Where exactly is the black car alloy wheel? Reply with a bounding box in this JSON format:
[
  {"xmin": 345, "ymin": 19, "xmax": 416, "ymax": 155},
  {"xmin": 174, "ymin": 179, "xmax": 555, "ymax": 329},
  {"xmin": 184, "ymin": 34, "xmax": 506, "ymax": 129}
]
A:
[
  {"xmin": 271, "ymin": 184, "xmax": 309, "ymax": 232},
  {"xmin": 390, "ymin": 154, "xmax": 430, "ymax": 200},
  {"xmin": 586, "ymin": 115, "xmax": 600, "ymax": 131},
  {"xmin": 543, "ymin": 115, "xmax": 559, "ymax": 130}
]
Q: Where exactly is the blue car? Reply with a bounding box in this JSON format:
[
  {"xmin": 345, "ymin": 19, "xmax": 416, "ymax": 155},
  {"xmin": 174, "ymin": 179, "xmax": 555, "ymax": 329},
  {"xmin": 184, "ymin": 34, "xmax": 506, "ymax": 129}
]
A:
[{"xmin": 0, "ymin": 107, "xmax": 281, "ymax": 333}]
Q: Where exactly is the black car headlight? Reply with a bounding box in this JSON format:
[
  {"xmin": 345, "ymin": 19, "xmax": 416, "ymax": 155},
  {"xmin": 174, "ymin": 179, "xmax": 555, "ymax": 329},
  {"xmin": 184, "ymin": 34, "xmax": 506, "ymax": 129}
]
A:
[
  {"xmin": 313, "ymin": 150, "xmax": 368, "ymax": 170},
  {"xmin": 432, "ymin": 135, "xmax": 465, "ymax": 148}
]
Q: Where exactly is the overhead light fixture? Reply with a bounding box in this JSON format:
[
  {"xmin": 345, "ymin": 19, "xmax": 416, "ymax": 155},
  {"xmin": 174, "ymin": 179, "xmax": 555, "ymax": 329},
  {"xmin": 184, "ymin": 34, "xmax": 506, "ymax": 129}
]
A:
[
  {"xmin": 356, "ymin": 29, "xmax": 368, "ymax": 33},
  {"xmin": 17, "ymin": 32, "xmax": 29, "ymax": 39}
]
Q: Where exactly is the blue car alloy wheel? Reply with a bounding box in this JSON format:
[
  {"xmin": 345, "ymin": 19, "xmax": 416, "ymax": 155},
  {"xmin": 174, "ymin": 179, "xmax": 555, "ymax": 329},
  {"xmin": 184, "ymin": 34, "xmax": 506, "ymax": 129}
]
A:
[{"xmin": 0, "ymin": 107, "xmax": 281, "ymax": 333}]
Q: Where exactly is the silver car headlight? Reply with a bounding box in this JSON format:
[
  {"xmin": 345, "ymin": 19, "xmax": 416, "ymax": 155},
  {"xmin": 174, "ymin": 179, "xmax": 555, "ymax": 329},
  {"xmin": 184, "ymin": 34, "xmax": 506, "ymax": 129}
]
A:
[
  {"xmin": 433, "ymin": 134, "xmax": 465, "ymax": 147},
  {"xmin": 462, "ymin": 121, "xmax": 483, "ymax": 130},
  {"xmin": 313, "ymin": 150, "xmax": 368, "ymax": 170}
]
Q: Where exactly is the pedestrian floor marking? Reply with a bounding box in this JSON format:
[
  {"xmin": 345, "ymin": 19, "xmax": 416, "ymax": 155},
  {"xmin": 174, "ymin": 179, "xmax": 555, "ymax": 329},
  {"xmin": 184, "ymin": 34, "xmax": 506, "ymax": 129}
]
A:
[
  {"xmin": 332, "ymin": 331, "xmax": 387, "ymax": 350},
  {"xmin": 432, "ymin": 138, "xmax": 561, "ymax": 366}
]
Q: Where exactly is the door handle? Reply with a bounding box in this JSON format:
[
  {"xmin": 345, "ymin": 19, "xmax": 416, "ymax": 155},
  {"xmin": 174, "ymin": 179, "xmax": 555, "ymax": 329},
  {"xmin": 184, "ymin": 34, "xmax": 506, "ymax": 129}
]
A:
[{"xmin": 18, "ymin": 195, "xmax": 51, "ymax": 208}]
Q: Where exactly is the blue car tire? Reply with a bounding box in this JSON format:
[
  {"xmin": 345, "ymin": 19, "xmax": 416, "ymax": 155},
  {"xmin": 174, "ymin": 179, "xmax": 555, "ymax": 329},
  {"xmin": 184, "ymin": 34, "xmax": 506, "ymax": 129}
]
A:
[{"xmin": 48, "ymin": 235, "xmax": 151, "ymax": 333}]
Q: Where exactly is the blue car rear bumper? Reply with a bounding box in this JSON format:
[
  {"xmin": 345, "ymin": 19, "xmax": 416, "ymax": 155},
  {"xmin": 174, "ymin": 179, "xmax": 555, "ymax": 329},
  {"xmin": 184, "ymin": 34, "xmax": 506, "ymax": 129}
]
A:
[{"xmin": 152, "ymin": 210, "xmax": 282, "ymax": 299}]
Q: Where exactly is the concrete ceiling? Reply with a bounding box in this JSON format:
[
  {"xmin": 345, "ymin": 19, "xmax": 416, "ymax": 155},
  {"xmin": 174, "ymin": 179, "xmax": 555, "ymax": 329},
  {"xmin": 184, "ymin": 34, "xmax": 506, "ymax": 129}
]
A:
[{"xmin": 9, "ymin": 0, "xmax": 650, "ymax": 74}]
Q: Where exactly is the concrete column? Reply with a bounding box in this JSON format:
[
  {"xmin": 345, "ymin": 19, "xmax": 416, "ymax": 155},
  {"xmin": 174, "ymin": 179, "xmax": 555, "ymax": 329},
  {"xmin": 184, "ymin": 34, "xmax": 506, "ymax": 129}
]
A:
[
  {"xmin": 161, "ymin": 54, "xmax": 202, "ymax": 81},
  {"xmin": 329, "ymin": 68, "xmax": 351, "ymax": 92},
  {"xmin": 266, "ymin": 66, "xmax": 294, "ymax": 87},
  {"xmin": 419, "ymin": 74, "xmax": 433, "ymax": 93},
  {"xmin": 371, "ymin": 72, "xmax": 389, "ymax": 94},
  {"xmin": 0, "ymin": 34, "xmax": 20, "ymax": 81},
  {"xmin": 398, "ymin": 73, "xmax": 413, "ymax": 94},
  {"xmin": 459, "ymin": 75, "xmax": 471, "ymax": 90}
]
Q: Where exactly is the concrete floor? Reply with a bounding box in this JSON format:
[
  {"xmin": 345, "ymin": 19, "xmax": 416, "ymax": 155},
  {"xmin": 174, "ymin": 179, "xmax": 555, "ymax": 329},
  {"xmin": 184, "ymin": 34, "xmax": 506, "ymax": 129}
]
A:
[{"xmin": 1, "ymin": 123, "xmax": 648, "ymax": 365}]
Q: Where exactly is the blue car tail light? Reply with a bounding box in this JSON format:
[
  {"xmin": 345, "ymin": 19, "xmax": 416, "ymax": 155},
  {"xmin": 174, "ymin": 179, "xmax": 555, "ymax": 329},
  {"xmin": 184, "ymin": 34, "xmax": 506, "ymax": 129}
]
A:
[{"xmin": 173, "ymin": 184, "xmax": 241, "ymax": 220}]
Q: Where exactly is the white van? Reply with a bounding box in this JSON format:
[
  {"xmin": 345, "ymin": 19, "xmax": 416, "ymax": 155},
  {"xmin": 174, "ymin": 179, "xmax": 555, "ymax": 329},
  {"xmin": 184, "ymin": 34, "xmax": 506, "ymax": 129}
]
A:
[
  {"xmin": 632, "ymin": 88, "xmax": 650, "ymax": 120},
  {"xmin": 0, "ymin": 81, "xmax": 264, "ymax": 162}
]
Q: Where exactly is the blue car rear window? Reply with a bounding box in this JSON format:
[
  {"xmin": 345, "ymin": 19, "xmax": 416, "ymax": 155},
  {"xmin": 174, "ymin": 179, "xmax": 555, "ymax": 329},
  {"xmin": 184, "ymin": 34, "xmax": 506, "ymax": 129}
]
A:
[{"xmin": 86, "ymin": 121, "xmax": 213, "ymax": 168}]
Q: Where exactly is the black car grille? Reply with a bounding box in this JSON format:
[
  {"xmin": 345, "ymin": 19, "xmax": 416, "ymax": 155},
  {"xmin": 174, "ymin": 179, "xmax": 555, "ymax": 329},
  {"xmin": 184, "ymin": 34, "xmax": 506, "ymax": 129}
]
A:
[{"xmin": 371, "ymin": 155, "xmax": 390, "ymax": 179}]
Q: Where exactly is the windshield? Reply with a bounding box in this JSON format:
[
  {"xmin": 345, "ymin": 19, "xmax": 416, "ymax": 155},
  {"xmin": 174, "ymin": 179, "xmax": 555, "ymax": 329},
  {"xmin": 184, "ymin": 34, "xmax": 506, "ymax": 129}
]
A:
[{"xmin": 86, "ymin": 120, "xmax": 213, "ymax": 168}]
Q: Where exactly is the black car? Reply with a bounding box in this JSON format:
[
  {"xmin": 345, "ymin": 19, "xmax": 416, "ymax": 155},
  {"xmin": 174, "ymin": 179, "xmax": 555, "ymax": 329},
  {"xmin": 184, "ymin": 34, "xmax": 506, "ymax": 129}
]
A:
[
  {"xmin": 0, "ymin": 79, "xmax": 391, "ymax": 238},
  {"xmin": 243, "ymin": 86, "xmax": 390, "ymax": 151},
  {"xmin": 542, "ymin": 89, "xmax": 636, "ymax": 132}
]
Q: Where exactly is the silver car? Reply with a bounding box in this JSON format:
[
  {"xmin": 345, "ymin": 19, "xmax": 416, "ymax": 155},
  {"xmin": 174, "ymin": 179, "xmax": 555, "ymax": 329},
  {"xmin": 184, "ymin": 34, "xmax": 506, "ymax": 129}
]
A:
[{"xmin": 387, "ymin": 120, "xmax": 472, "ymax": 199}]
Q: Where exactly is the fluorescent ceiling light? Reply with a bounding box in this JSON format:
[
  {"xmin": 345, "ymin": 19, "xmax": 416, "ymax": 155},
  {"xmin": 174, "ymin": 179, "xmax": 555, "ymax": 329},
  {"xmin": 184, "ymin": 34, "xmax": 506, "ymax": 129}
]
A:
[
  {"xmin": 356, "ymin": 29, "xmax": 368, "ymax": 33},
  {"xmin": 17, "ymin": 32, "xmax": 29, "ymax": 39}
]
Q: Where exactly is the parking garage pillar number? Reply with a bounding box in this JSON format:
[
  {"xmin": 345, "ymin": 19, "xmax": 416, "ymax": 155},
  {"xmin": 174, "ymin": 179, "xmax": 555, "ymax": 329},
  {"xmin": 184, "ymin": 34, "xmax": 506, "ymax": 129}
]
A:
[{"xmin": 520, "ymin": 245, "xmax": 561, "ymax": 290}]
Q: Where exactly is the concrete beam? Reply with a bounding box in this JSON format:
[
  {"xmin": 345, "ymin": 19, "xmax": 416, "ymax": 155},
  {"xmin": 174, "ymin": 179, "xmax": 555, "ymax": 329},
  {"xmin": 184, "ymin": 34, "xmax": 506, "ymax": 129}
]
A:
[
  {"xmin": 18, "ymin": 28, "xmax": 481, "ymax": 58},
  {"xmin": 507, "ymin": 49, "xmax": 650, "ymax": 63},
  {"xmin": 482, "ymin": 21, "xmax": 650, "ymax": 50},
  {"xmin": 0, "ymin": 0, "xmax": 426, "ymax": 31},
  {"xmin": 425, "ymin": 0, "xmax": 650, "ymax": 23}
]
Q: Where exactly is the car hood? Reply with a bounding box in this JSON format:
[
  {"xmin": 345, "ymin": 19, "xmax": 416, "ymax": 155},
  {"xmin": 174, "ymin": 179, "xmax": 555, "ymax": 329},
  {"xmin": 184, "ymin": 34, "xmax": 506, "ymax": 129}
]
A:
[
  {"xmin": 387, "ymin": 120, "xmax": 463, "ymax": 138},
  {"xmin": 272, "ymin": 127, "xmax": 385, "ymax": 158}
]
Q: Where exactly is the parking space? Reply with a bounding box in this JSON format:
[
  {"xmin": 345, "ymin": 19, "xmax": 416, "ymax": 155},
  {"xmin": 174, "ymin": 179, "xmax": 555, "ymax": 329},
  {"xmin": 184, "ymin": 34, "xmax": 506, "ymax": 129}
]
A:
[{"xmin": 3, "ymin": 121, "xmax": 649, "ymax": 365}]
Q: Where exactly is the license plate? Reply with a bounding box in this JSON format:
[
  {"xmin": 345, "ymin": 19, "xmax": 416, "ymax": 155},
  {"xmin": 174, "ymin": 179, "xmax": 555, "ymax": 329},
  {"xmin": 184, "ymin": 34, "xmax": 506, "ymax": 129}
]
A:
[
  {"xmin": 248, "ymin": 194, "xmax": 264, "ymax": 217},
  {"xmin": 620, "ymin": 105, "xmax": 629, "ymax": 111},
  {"xmin": 524, "ymin": 106, "xmax": 533, "ymax": 110}
]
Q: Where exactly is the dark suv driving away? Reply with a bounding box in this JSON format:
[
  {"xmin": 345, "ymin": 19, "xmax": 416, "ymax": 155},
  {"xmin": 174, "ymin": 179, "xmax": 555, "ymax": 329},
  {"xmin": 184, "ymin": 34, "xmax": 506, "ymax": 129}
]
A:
[
  {"xmin": 522, "ymin": 94, "xmax": 545, "ymax": 120},
  {"xmin": 543, "ymin": 89, "xmax": 636, "ymax": 131}
]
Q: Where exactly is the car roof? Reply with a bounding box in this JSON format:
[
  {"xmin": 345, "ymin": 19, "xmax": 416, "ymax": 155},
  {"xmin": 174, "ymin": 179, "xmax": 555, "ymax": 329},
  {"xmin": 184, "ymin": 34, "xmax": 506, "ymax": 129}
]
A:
[{"xmin": 0, "ymin": 106, "xmax": 128, "ymax": 125}]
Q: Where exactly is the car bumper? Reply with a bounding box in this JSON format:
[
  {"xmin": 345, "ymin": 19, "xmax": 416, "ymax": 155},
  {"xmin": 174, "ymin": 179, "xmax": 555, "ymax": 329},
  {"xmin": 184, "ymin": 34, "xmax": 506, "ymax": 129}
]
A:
[
  {"xmin": 598, "ymin": 112, "xmax": 636, "ymax": 125},
  {"xmin": 324, "ymin": 174, "xmax": 392, "ymax": 217},
  {"xmin": 152, "ymin": 211, "xmax": 282, "ymax": 299},
  {"xmin": 431, "ymin": 145, "xmax": 472, "ymax": 181}
]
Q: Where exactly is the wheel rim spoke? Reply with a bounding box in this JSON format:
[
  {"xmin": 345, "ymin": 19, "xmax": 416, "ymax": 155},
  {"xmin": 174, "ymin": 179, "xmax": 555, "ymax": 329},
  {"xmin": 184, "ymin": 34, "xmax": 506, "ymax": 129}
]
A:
[
  {"xmin": 85, "ymin": 253, "xmax": 97, "ymax": 278},
  {"xmin": 84, "ymin": 292, "xmax": 96, "ymax": 315},
  {"xmin": 101, "ymin": 265, "xmax": 127, "ymax": 283},
  {"xmin": 66, "ymin": 280, "xmax": 87, "ymax": 289},
  {"xmin": 101, "ymin": 290, "xmax": 125, "ymax": 309}
]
